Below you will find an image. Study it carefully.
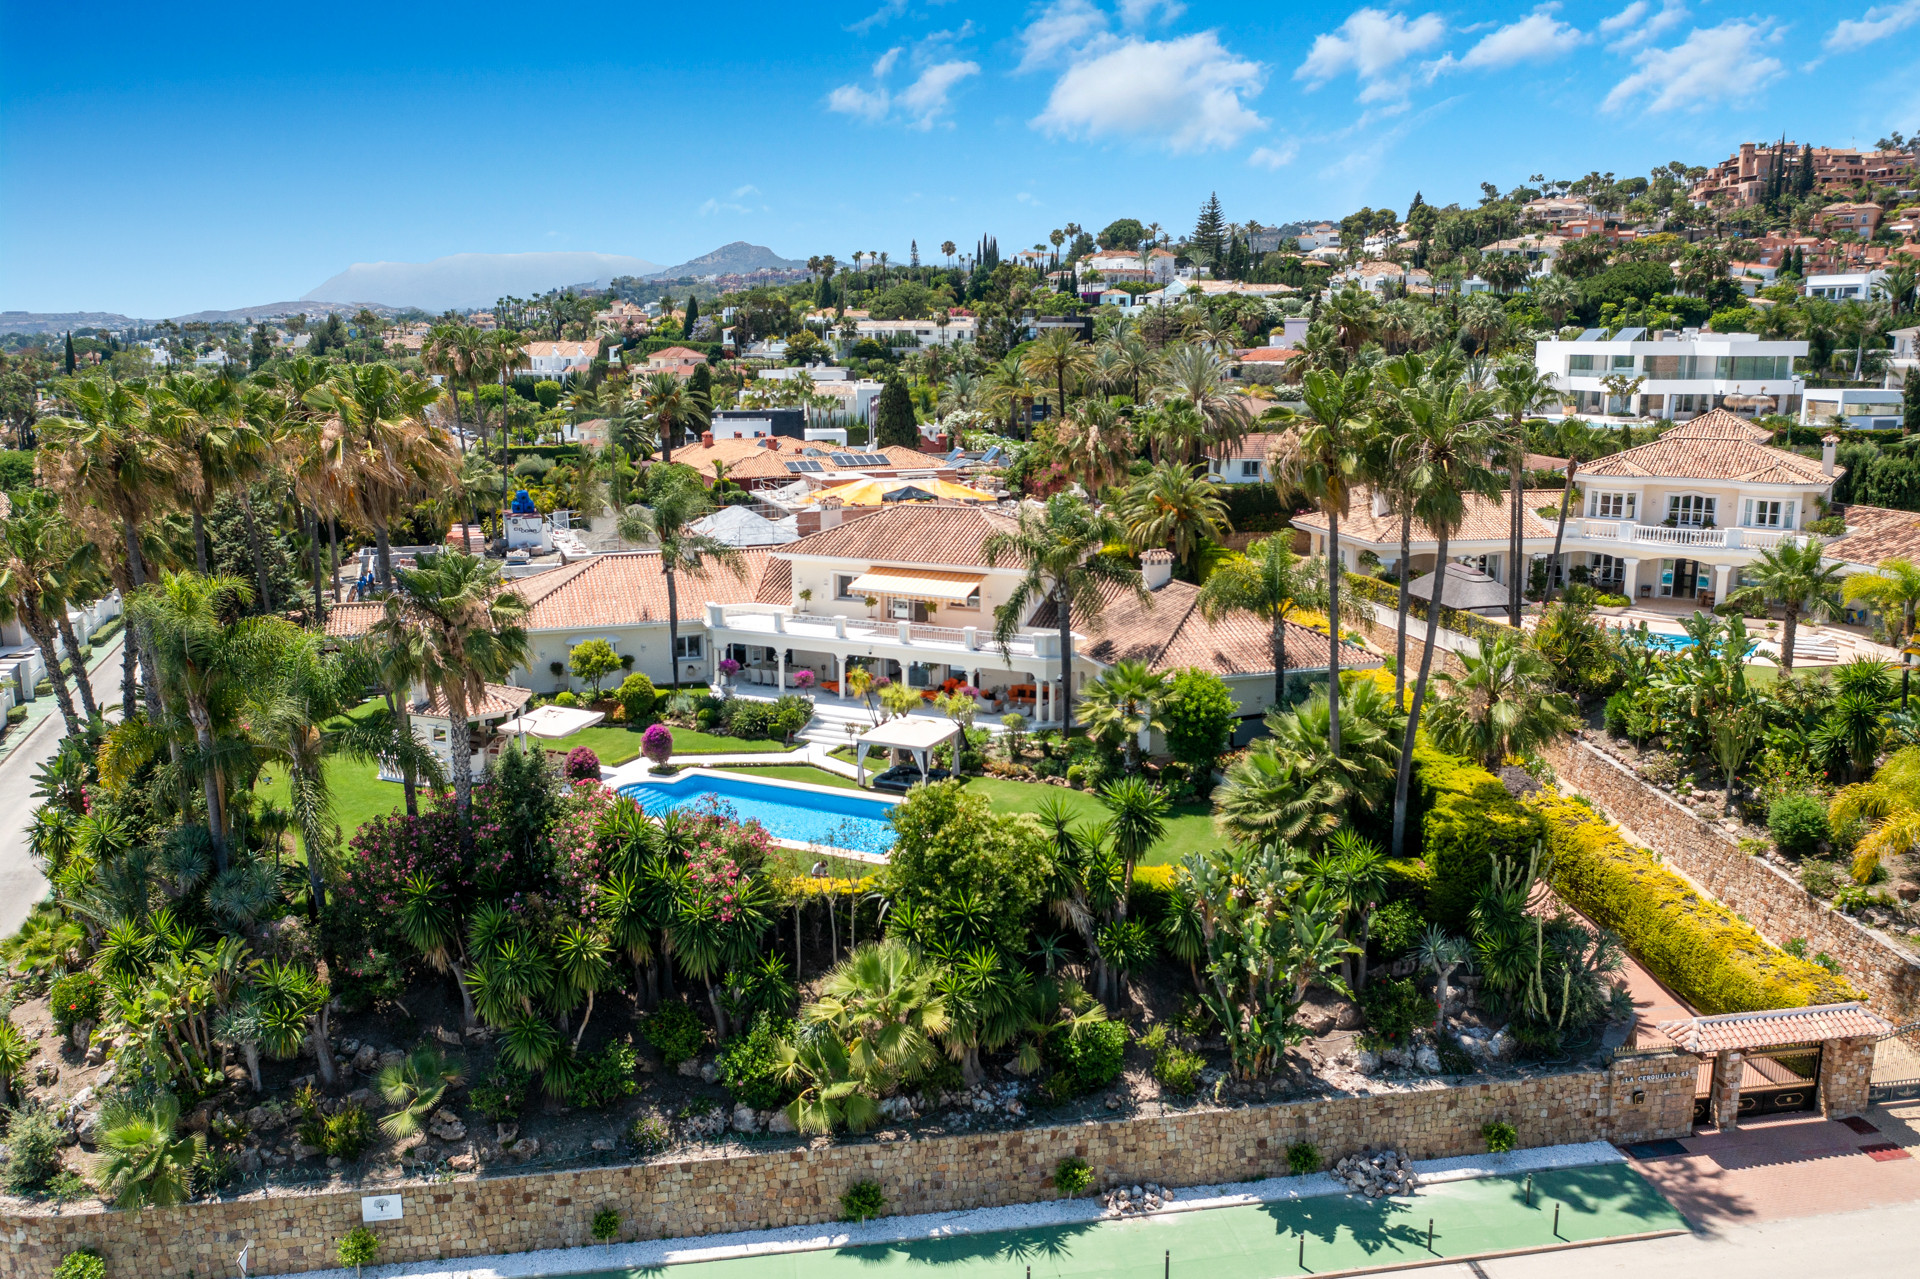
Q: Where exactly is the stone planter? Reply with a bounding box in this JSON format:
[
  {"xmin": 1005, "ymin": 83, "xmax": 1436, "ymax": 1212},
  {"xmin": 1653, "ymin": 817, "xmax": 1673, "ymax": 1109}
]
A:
[{"xmin": 1596, "ymin": 604, "xmax": 1630, "ymax": 616}]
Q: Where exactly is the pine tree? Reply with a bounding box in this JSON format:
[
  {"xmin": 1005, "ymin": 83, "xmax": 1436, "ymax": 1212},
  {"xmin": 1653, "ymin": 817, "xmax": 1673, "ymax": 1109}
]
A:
[
  {"xmin": 910, "ymin": 239, "xmax": 920, "ymax": 269},
  {"xmin": 874, "ymin": 374, "xmax": 918, "ymax": 449},
  {"xmin": 1193, "ymin": 193, "xmax": 1227, "ymax": 270},
  {"xmin": 683, "ymin": 295, "xmax": 700, "ymax": 338}
]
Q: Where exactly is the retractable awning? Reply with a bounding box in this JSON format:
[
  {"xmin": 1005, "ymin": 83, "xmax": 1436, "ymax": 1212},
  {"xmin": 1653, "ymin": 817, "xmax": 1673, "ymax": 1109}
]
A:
[{"xmin": 846, "ymin": 567, "xmax": 984, "ymax": 603}]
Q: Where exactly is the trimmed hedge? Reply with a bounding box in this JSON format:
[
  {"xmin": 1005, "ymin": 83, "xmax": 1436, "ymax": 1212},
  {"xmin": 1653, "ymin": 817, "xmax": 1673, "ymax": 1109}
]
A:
[
  {"xmin": 1528, "ymin": 790, "xmax": 1855, "ymax": 1014},
  {"xmin": 1413, "ymin": 739, "xmax": 1548, "ymax": 927}
]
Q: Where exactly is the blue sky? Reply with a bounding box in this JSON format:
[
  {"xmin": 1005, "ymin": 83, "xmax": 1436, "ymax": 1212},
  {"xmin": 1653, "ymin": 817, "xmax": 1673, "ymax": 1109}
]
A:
[{"xmin": 2, "ymin": 0, "xmax": 1916, "ymax": 317}]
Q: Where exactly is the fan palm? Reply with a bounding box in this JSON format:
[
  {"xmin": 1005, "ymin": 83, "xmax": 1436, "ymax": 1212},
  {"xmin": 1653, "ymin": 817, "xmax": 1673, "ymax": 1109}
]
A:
[
  {"xmin": 390, "ymin": 551, "xmax": 531, "ymax": 822},
  {"xmin": 615, "ymin": 464, "xmax": 747, "ymax": 690},
  {"xmin": 1726, "ymin": 539, "xmax": 1844, "ymax": 671},
  {"xmin": 1842, "ymin": 556, "xmax": 1920, "ymax": 642},
  {"xmin": 1054, "ymin": 400, "xmax": 1133, "ymax": 495},
  {"xmin": 1385, "ymin": 372, "xmax": 1503, "ymax": 857},
  {"xmin": 1832, "ymin": 747, "xmax": 1920, "ymax": 883},
  {"xmin": 983, "ymin": 493, "xmax": 1143, "ymax": 733},
  {"xmin": 376, "ymin": 1044, "xmax": 465, "ymax": 1137},
  {"xmin": 1197, "ymin": 534, "xmax": 1328, "ymax": 710},
  {"xmin": 801, "ymin": 940, "xmax": 949, "ymax": 1097},
  {"xmin": 0, "ymin": 492, "xmax": 94, "ymax": 734},
  {"xmin": 1116, "ymin": 462, "xmax": 1232, "ymax": 574},
  {"xmin": 1423, "ymin": 633, "xmax": 1580, "ymax": 768},
  {"xmin": 96, "ymin": 1093, "xmax": 205, "ymax": 1209},
  {"xmin": 1078, "ymin": 661, "xmax": 1172, "ymax": 770}
]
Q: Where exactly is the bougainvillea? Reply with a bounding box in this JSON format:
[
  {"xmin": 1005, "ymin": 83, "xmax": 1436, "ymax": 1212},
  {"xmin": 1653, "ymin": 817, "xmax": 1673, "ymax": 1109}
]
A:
[
  {"xmin": 641, "ymin": 723, "xmax": 674, "ymax": 766},
  {"xmin": 564, "ymin": 747, "xmax": 602, "ymax": 781}
]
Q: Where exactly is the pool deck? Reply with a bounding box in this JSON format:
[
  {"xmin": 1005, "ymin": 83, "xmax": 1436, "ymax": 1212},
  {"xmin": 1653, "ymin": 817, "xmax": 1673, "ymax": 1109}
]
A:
[{"xmin": 283, "ymin": 1142, "xmax": 1690, "ymax": 1279}]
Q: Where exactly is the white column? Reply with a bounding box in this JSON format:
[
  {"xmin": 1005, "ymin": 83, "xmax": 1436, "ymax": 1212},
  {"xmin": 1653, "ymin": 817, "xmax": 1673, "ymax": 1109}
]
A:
[
  {"xmin": 777, "ymin": 647, "xmax": 786, "ymax": 692},
  {"xmin": 1714, "ymin": 563, "xmax": 1732, "ymax": 601},
  {"xmin": 1621, "ymin": 557, "xmax": 1640, "ymax": 600}
]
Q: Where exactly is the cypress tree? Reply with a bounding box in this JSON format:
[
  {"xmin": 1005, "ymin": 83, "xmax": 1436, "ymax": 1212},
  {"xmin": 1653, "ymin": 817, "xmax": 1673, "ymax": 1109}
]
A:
[
  {"xmin": 1796, "ymin": 144, "xmax": 1815, "ymax": 198},
  {"xmin": 874, "ymin": 374, "xmax": 918, "ymax": 449},
  {"xmin": 64, "ymin": 331, "xmax": 75, "ymax": 374},
  {"xmin": 816, "ymin": 274, "xmax": 835, "ymax": 309},
  {"xmin": 683, "ymin": 294, "xmax": 700, "ymax": 339}
]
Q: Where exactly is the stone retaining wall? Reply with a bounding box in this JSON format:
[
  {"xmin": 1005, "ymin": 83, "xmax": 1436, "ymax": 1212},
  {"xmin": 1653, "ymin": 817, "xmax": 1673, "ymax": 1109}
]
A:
[
  {"xmin": 1349, "ymin": 606, "xmax": 1469, "ymax": 682},
  {"xmin": 3, "ymin": 1054, "xmax": 1697, "ymax": 1279},
  {"xmin": 1543, "ymin": 735, "xmax": 1920, "ymax": 1021}
]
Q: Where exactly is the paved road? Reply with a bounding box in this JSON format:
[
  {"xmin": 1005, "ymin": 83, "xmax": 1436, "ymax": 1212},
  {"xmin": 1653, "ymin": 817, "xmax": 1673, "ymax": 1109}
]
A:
[
  {"xmin": 1396, "ymin": 1197, "xmax": 1920, "ymax": 1279},
  {"xmin": 0, "ymin": 639, "xmax": 124, "ymax": 937}
]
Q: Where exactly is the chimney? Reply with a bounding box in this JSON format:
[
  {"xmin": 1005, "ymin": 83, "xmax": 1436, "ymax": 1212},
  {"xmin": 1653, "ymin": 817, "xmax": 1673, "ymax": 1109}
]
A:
[
  {"xmin": 701, "ymin": 431, "xmax": 714, "ymax": 447},
  {"xmin": 1822, "ymin": 433, "xmax": 1839, "ymax": 477},
  {"xmin": 1141, "ymin": 548, "xmax": 1175, "ymax": 592},
  {"xmin": 819, "ymin": 495, "xmax": 845, "ymax": 530}
]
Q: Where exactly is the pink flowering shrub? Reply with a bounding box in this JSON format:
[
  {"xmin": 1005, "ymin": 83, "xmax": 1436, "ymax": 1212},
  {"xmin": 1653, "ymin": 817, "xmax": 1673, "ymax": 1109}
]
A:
[
  {"xmin": 549, "ymin": 781, "xmax": 623, "ymax": 918},
  {"xmin": 642, "ymin": 723, "xmax": 674, "ymax": 766},
  {"xmin": 791, "ymin": 669, "xmax": 815, "ymax": 689},
  {"xmin": 564, "ymin": 746, "xmax": 601, "ymax": 781}
]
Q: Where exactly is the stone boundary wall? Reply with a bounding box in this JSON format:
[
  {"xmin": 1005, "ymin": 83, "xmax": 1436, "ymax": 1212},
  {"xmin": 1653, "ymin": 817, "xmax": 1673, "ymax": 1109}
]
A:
[
  {"xmin": 1349, "ymin": 605, "xmax": 1470, "ymax": 681},
  {"xmin": 1543, "ymin": 734, "xmax": 1920, "ymax": 1021},
  {"xmin": 2, "ymin": 1055, "xmax": 1697, "ymax": 1279}
]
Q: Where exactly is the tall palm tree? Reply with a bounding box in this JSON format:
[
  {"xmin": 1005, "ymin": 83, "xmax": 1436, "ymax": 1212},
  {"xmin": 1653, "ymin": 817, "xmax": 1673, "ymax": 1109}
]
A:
[
  {"xmin": 635, "ymin": 370, "xmax": 705, "ymax": 466},
  {"xmin": 391, "ymin": 552, "xmax": 531, "ymax": 824},
  {"xmin": 485, "ymin": 329, "xmax": 528, "ymax": 515},
  {"xmin": 1103, "ymin": 331, "xmax": 1160, "ymax": 402},
  {"xmin": 163, "ymin": 371, "xmax": 252, "ymax": 575},
  {"xmin": 1053, "ymin": 400, "xmax": 1133, "ymax": 496},
  {"xmin": 1021, "ymin": 327, "xmax": 1095, "ymax": 416},
  {"xmin": 1540, "ymin": 417, "xmax": 1603, "ymax": 604},
  {"xmin": 0, "ymin": 493, "xmax": 93, "ymax": 734},
  {"xmin": 129, "ymin": 572, "xmax": 278, "ymax": 869},
  {"xmin": 1150, "ymin": 343, "xmax": 1251, "ymax": 457},
  {"xmin": 424, "ymin": 323, "xmax": 482, "ymax": 454},
  {"xmin": 1843, "ymin": 557, "xmax": 1920, "ymax": 642},
  {"xmin": 1116, "ymin": 461, "xmax": 1232, "ymax": 575},
  {"xmin": 1490, "ymin": 358, "xmax": 1559, "ymax": 624},
  {"xmin": 984, "ymin": 493, "xmax": 1143, "ymax": 734},
  {"xmin": 1197, "ymin": 534, "xmax": 1327, "ymax": 710},
  {"xmin": 304, "ymin": 363, "xmax": 457, "ymax": 590},
  {"xmin": 1386, "ymin": 373, "xmax": 1502, "ymax": 857},
  {"xmin": 1270, "ymin": 366, "xmax": 1374, "ymax": 758},
  {"xmin": 615, "ymin": 464, "xmax": 746, "ymax": 690},
  {"xmin": 38, "ymin": 374, "xmax": 182, "ymax": 717},
  {"xmin": 984, "ymin": 353, "xmax": 1037, "ymax": 437},
  {"xmin": 1727, "ymin": 539, "xmax": 1844, "ymax": 671}
]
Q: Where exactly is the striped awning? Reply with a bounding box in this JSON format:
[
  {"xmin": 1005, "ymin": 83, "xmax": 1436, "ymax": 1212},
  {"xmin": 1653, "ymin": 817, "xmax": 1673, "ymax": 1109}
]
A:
[{"xmin": 846, "ymin": 567, "xmax": 984, "ymax": 603}]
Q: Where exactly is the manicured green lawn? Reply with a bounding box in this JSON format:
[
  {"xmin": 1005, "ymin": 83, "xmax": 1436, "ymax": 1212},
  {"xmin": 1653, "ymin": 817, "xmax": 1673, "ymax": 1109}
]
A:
[
  {"xmin": 713, "ymin": 764, "xmax": 864, "ymax": 790},
  {"xmin": 541, "ymin": 723, "xmax": 791, "ymax": 763},
  {"xmin": 958, "ymin": 776, "xmax": 1218, "ymax": 865},
  {"xmin": 257, "ymin": 754, "xmax": 406, "ymax": 848}
]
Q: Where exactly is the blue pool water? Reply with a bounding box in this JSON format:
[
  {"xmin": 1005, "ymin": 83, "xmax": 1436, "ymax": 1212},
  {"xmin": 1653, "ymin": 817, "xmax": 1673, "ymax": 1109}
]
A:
[
  {"xmin": 1628, "ymin": 631, "xmax": 1697, "ymax": 651},
  {"xmin": 619, "ymin": 772, "xmax": 898, "ymax": 857}
]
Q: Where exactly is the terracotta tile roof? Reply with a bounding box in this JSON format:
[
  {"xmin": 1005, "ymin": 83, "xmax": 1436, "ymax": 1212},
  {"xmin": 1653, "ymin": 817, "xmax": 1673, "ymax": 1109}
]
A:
[
  {"xmin": 1821, "ymin": 503, "xmax": 1920, "ymax": 565},
  {"xmin": 647, "ymin": 346, "xmax": 708, "ymax": 363},
  {"xmin": 1237, "ymin": 347, "xmax": 1301, "ymax": 363},
  {"xmin": 1211, "ymin": 430, "xmax": 1298, "ymax": 460},
  {"xmin": 515, "ymin": 549, "xmax": 771, "ymax": 629},
  {"xmin": 324, "ymin": 602, "xmax": 385, "ymax": 638},
  {"xmin": 524, "ymin": 340, "xmax": 598, "ymax": 359},
  {"xmin": 1031, "ymin": 578, "xmax": 1379, "ymax": 676},
  {"xmin": 1579, "ymin": 410, "xmax": 1835, "ymax": 485},
  {"xmin": 755, "ymin": 556, "xmax": 793, "ymax": 603},
  {"xmin": 416, "ymin": 681, "xmax": 531, "ymax": 722},
  {"xmin": 774, "ymin": 504, "xmax": 1020, "ymax": 569},
  {"xmin": 1292, "ymin": 485, "xmax": 1559, "ymax": 546},
  {"xmin": 1656, "ymin": 1003, "xmax": 1891, "ymax": 1054}
]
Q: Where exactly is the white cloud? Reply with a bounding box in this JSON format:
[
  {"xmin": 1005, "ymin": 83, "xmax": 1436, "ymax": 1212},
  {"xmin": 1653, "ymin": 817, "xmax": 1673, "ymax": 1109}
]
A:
[
  {"xmin": 1248, "ymin": 140, "xmax": 1299, "ymax": 169},
  {"xmin": 1018, "ymin": 0, "xmax": 1112, "ymax": 71},
  {"xmin": 731, "ymin": 184, "xmax": 761, "ymax": 198},
  {"xmin": 698, "ymin": 198, "xmax": 750, "ymax": 216},
  {"xmin": 1296, "ymin": 8, "xmax": 1446, "ymax": 89},
  {"xmin": 1456, "ymin": 9, "xmax": 1586, "ymax": 68},
  {"xmin": 1601, "ymin": 0, "xmax": 1687, "ymax": 49},
  {"xmin": 1033, "ymin": 31, "xmax": 1266, "ymax": 151},
  {"xmin": 1603, "ymin": 20, "xmax": 1783, "ymax": 113},
  {"xmin": 873, "ymin": 46, "xmax": 903, "ymax": 77},
  {"xmin": 826, "ymin": 82, "xmax": 891, "ymax": 121},
  {"xmin": 1827, "ymin": 0, "xmax": 1920, "ymax": 50},
  {"xmin": 897, "ymin": 60, "xmax": 981, "ymax": 127}
]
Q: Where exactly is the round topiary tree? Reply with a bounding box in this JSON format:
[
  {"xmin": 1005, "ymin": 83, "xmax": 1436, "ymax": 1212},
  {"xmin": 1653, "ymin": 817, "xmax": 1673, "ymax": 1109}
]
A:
[
  {"xmin": 642, "ymin": 723, "xmax": 674, "ymax": 769},
  {"xmin": 565, "ymin": 747, "xmax": 602, "ymax": 782},
  {"xmin": 616, "ymin": 671, "xmax": 658, "ymax": 722}
]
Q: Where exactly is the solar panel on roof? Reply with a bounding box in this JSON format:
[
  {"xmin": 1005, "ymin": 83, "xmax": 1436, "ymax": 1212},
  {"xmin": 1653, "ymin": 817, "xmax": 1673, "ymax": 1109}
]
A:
[
  {"xmin": 858, "ymin": 452, "xmax": 888, "ymax": 465},
  {"xmin": 1576, "ymin": 328, "xmax": 1605, "ymax": 342},
  {"xmin": 1613, "ymin": 326, "xmax": 1647, "ymax": 341},
  {"xmin": 783, "ymin": 460, "xmax": 824, "ymax": 473},
  {"xmin": 829, "ymin": 452, "xmax": 860, "ymax": 467}
]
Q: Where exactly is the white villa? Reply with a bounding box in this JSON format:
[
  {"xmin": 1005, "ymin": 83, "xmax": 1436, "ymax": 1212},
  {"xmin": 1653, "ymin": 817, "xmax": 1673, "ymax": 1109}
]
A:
[
  {"xmin": 1294, "ymin": 411, "xmax": 1843, "ymax": 608},
  {"xmin": 1536, "ymin": 328, "xmax": 1807, "ymax": 422}
]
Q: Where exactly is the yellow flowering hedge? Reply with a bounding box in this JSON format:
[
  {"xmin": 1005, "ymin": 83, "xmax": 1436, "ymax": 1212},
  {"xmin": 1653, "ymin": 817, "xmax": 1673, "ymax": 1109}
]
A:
[
  {"xmin": 1414, "ymin": 739, "xmax": 1549, "ymax": 927},
  {"xmin": 1528, "ymin": 790, "xmax": 1855, "ymax": 1014}
]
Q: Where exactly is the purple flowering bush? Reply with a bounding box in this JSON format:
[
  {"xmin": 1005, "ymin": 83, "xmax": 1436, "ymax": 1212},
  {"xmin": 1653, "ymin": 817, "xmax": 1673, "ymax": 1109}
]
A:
[
  {"xmin": 642, "ymin": 722, "xmax": 674, "ymax": 766},
  {"xmin": 564, "ymin": 746, "xmax": 602, "ymax": 781}
]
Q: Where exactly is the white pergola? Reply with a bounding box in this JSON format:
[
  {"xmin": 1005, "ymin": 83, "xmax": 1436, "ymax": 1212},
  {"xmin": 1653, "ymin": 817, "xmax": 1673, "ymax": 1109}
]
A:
[{"xmin": 854, "ymin": 716, "xmax": 963, "ymax": 788}]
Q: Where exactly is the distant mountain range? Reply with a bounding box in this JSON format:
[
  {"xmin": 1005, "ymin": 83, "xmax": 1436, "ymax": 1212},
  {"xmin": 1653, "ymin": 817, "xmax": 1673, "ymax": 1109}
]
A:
[{"xmin": 0, "ymin": 243, "xmax": 807, "ymax": 334}]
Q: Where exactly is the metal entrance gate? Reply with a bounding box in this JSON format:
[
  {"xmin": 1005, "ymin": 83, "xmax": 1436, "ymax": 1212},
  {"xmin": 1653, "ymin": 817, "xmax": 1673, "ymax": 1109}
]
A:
[
  {"xmin": 1692, "ymin": 1042, "xmax": 1822, "ymax": 1124},
  {"xmin": 1870, "ymin": 1022, "xmax": 1920, "ymax": 1105}
]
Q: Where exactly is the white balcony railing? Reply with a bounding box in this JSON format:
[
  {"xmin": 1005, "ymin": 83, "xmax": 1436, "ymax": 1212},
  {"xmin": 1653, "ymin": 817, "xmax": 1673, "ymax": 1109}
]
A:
[
  {"xmin": 1559, "ymin": 520, "xmax": 1817, "ymax": 552},
  {"xmin": 704, "ymin": 602, "xmax": 1061, "ymax": 658}
]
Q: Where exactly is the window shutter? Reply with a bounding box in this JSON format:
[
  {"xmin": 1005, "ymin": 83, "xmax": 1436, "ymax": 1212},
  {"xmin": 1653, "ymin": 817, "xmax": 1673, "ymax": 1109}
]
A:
[
  {"xmin": 1784, "ymin": 501, "xmax": 1795, "ymax": 529},
  {"xmin": 1742, "ymin": 499, "xmax": 1753, "ymax": 527}
]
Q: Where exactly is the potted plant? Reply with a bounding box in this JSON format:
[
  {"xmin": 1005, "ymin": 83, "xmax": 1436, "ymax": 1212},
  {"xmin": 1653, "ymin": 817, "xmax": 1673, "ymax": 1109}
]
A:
[
  {"xmin": 718, "ymin": 657, "xmax": 740, "ymax": 687},
  {"xmin": 797, "ymin": 587, "xmax": 814, "ymax": 615}
]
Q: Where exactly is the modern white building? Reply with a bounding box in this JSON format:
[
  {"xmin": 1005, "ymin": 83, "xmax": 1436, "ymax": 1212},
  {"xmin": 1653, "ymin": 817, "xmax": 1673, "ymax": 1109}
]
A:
[
  {"xmin": 1536, "ymin": 328, "xmax": 1807, "ymax": 421},
  {"xmin": 1802, "ymin": 388, "xmax": 1905, "ymax": 429},
  {"xmin": 1805, "ymin": 270, "xmax": 1887, "ymax": 301},
  {"xmin": 518, "ymin": 340, "xmax": 599, "ymax": 378},
  {"xmin": 853, "ymin": 316, "xmax": 976, "ymax": 347}
]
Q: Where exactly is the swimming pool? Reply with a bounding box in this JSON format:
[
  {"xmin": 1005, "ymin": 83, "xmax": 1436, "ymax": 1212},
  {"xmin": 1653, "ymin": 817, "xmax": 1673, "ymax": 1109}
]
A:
[
  {"xmin": 1624, "ymin": 631, "xmax": 1697, "ymax": 651},
  {"xmin": 618, "ymin": 770, "xmax": 899, "ymax": 859}
]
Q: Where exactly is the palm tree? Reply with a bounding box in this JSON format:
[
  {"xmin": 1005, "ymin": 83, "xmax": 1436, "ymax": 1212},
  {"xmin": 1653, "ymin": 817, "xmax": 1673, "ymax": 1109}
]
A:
[
  {"xmin": 163, "ymin": 371, "xmax": 254, "ymax": 575},
  {"xmin": 1727, "ymin": 539, "xmax": 1844, "ymax": 671},
  {"xmin": 392, "ymin": 551, "xmax": 531, "ymax": 823},
  {"xmin": 0, "ymin": 493, "xmax": 93, "ymax": 734},
  {"xmin": 1022, "ymin": 327, "xmax": 1095, "ymax": 415},
  {"xmin": 1832, "ymin": 746, "xmax": 1920, "ymax": 883},
  {"xmin": 1842, "ymin": 557, "xmax": 1920, "ymax": 642},
  {"xmin": 38, "ymin": 374, "xmax": 182, "ymax": 717},
  {"xmin": 1104, "ymin": 331, "xmax": 1160, "ymax": 402},
  {"xmin": 425, "ymin": 323, "xmax": 481, "ymax": 454},
  {"xmin": 1150, "ymin": 343, "xmax": 1250, "ymax": 456},
  {"xmin": 304, "ymin": 363, "xmax": 457, "ymax": 591},
  {"xmin": 615, "ymin": 464, "xmax": 746, "ymax": 690},
  {"xmin": 636, "ymin": 369, "xmax": 706, "ymax": 465},
  {"xmin": 1077, "ymin": 661, "xmax": 1171, "ymax": 770},
  {"xmin": 1116, "ymin": 462, "xmax": 1232, "ymax": 575},
  {"xmin": 1540, "ymin": 417, "xmax": 1603, "ymax": 604},
  {"xmin": 1216, "ymin": 677, "xmax": 1404, "ymax": 847},
  {"xmin": 129, "ymin": 571, "xmax": 278, "ymax": 869},
  {"xmin": 96, "ymin": 1094, "xmax": 204, "ymax": 1209},
  {"xmin": 1196, "ymin": 534, "xmax": 1327, "ymax": 710},
  {"xmin": 983, "ymin": 493, "xmax": 1143, "ymax": 734},
  {"xmin": 1387, "ymin": 372, "xmax": 1502, "ymax": 858},
  {"xmin": 376, "ymin": 1044, "xmax": 464, "ymax": 1136},
  {"xmin": 1270, "ymin": 366, "xmax": 1374, "ymax": 759},
  {"xmin": 1053, "ymin": 400, "xmax": 1133, "ymax": 494},
  {"xmin": 984, "ymin": 352, "xmax": 1038, "ymax": 437},
  {"xmin": 1423, "ymin": 633, "xmax": 1580, "ymax": 768},
  {"xmin": 1490, "ymin": 359, "xmax": 1559, "ymax": 624},
  {"xmin": 1098, "ymin": 773, "xmax": 1170, "ymax": 920}
]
